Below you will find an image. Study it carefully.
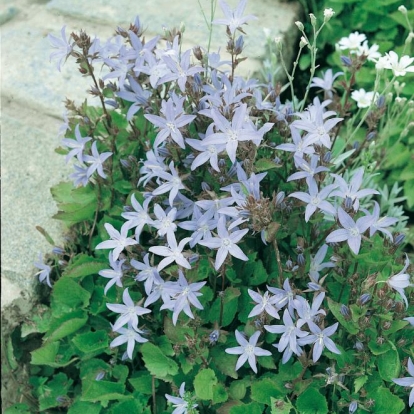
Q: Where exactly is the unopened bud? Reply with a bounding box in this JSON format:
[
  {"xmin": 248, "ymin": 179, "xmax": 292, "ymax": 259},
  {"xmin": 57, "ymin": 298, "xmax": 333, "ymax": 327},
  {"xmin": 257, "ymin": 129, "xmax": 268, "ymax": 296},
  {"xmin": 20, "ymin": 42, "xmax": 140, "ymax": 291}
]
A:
[
  {"xmin": 349, "ymin": 401, "xmax": 358, "ymax": 414},
  {"xmin": 366, "ymin": 131, "xmax": 377, "ymax": 141},
  {"xmin": 309, "ymin": 13, "xmax": 317, "ymax": 26},
  {"xmin": 358, "ymin": 293, "xmax": 371, "ymax": 306},
  {"xmin": 398, "ymin": 5, "xmax": 407, "ymax": 14},
  {"xmin": 297, "ymin": 253, "xmax": 305, "ymax": 266},
  {"xmin": 295, "ymin": 21, "xmax": 304, "ymax": 31},
  {"xmin": 340, "ymin": 304, "xmax": 351, "ymax": 319},
  {"xmin": 394, "ymin": 233, "xmax": 405, "ymax": 246},
  {"xmin": 300, "ymin": 36, "xmax": 309, "ymax": 48},
  {"xmin": 340, "ymin": 56, "xmax": 352, "ymax": 67},
  {"xmin": 274, "ymin": 36, "xmax": 283, "ymax": 51}
]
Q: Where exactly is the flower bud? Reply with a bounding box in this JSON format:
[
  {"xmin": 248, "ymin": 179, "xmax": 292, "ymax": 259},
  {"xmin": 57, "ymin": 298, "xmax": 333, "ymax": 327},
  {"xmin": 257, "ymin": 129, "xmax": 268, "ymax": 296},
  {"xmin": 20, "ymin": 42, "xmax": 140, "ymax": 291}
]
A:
[
  {"xmin": 201, "ymin": 182, "xmax": 211, "ymax": 191},
  {"xmin": 340, "ymin": 56, "xmax": 352, "ymax": 67},
  {"xmin": 358, "ymin": 293, "xmax": 371, "ymax": 306},
  {"xmin": 398, "ymin": 5, "xmax": 407, "ymax": 14},
  {"xmin": 309, "ymin": 13, "xmax": 317, "ymax": 26},
  {"xmin": 354, "ymin": 341, "xmax": 364, "ymax": 351},
  {"xmin": 300, "ymin": 36, "xmax": 309, "ymax": 48},
  {"xmin": 340, "ymin": 304, "xmax": 351, "ymax": 319},
  {"xmin": 295, "ymin": 21, "xmax": 304, "ymax": 31},
  {"xmin": 274, "ymin": 36, "xmax": 283, "ymax": 51},
  {"xmin": 209, "ymin": 329, "xmax": 220, "ymax": 345},
  {"xmin": 323, "ymin": 151, "xmax": 332, "ymax": 163},
  {"xmin": 349, "ymin": 401, "xmax": 358, "ymax": 414},
  {"xmin": 393, "ymin": 233, "xmax": 405, "ymax": 246},
  {"xmin": 297, "ymin": 253, "xmax": 305, "ymax": 266},
  {"xmin": 366, "ymin": 131, "xmax": 377, "ymax": 141}
]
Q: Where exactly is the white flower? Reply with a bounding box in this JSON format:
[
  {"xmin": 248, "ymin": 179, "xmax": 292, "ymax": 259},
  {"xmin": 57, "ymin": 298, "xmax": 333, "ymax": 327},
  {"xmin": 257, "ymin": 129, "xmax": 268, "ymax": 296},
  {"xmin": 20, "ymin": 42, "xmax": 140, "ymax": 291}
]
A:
[
  {"xmin": 324, "ymin": 8, "xmax": 335, "ymax": 21},
  {"xmin": 392, "ymin": 357, "xmax": 414, "ymax": 407},
  {"xmin": 358, "ymin": 41, "xmax": 381, "ymax": 62},
  {"xmin": 351, "ymin": 88, "xmax": 378, "ymax": 108},
  {"xmin": 383, "ymin": 51, "xmax": 414, "ymax": 77},
  {"xmin": 225, "ymin": 330, "xmax": 271, "ymax": 373},
  {"xmin": 95, "ymin": 222, "xmax": 138, "ymax": 261},
  {"xmin": 337, "ymin": 32, "xmax": 366, "ymax": 51},
  {"xmin": 165, "ymin": 383, "xmax": 198, "ymax": 414},
  {"xmin": 387, "ymin": 254, "xmax": 413, "ymax": 308}
]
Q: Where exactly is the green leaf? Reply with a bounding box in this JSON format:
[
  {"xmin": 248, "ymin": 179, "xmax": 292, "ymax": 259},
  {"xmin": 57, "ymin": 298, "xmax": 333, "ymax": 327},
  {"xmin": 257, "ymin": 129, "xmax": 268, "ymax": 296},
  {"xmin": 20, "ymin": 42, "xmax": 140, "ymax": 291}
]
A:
[
  {"xmin": 68, "ymin": 401, "xmax": 102, "ymax": 414},
  {"xmin": 377, "ymin": 349, "xmax": 400, "ymax": 381},
  {"xmin": 354, "ymin": 375, "xmax": 368, "ymax": 393},
  {"xmin": 245, "ymin": 259, "xmax": 268, "ymax": 286},
  {"xmin": 368, "ymin": 340, "xmax": 392, "ymax": 355},
  {"xmin": 194, "ymin": 368, "xmax": 218, "ymax": 400},
  {"xmin": 404, "ymin": 179, "xmax": 414, "ymax": 208},
  {"xmin": 140, "ymin": 342, "xmax": 179, "ymax": 379},
  {"xmin": 63, "ymin": 254, "xmax": 109, "ymax": 279},
  {"xmin": 129, "ymin": 372, "xmax": 154, "ymax": 395},
  {"xmin": 251, "ymin": 378, "xmax": 284, "ymax": 405},
  {"xmin": 212, "ymin": 383, "xmax": 228, "ymax": 404},
  {"xmin": 81, "ymin": 380, "xmax": 128, "ymax": 403},
  {"xmin": 296, "ymin": 388, "xmax": 328, "ymax": 414},
  {"xmin": 51, "ymin": 277, "xmax": 91, "ymax": 309},
  {"xmin": 21, "ymin": 305, "xmax": 52, "ymax": 337},
  {"xmin": 39, "ymin": 373, "xmax": 73, "ymax": 411},
  {"xmin": 4, "ymin": 404, "xmax": 31, "ymax": 414},
  {"xmin": 31, "ymin": 341, "xmax": 60, "ymax": 366},
  {"xmin": 164, "ymin": 317, "xmax": 194, "ymax": 344},
  {"xmin": 270, "ymin": 397, "xmax": 294, "ymax": 414},
  {"xmin": 229, "ymin": 402, "xmax": 263, "ymax": 414},
  {"xmin": 72, "ymin": 330, "xmax": 109, "ymax": 355},
  {"xmin": 45, "ymin": 310, "xmax": 88, "ymax": 342},
  {"xmin": 211, "ymin": 346, "xmax": 238, "ymax": 379},
  {"xmin": 327, "ymin": 298, "xmax": 359, "ymax": 334},
  {"xmin": 255, "ymin": 158, "xmax": 280, "ymax": 172},
  {"xmin": 109, "ymin": 397, "xmax": 151, "ymax": 414},
  {"xmin": 209, "ymin": 287, "xmax": 240, "ymax": 327},
  {"xmin": 367, "ymin": 387, "xmax": 405, "ymax": 414},
  {"xmin": 229, "ymin": 381, "xmax": 246, "ymax": 400}
]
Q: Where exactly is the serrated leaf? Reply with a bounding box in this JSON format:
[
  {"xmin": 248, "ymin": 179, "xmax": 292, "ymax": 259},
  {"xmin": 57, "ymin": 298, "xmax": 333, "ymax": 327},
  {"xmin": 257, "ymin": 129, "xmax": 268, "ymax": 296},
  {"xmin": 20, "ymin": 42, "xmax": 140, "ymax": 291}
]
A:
[
  {"xmin": 141, "ymin": 342, "xmax": 179, "ymax": 379},
  {"xmin": 31, "ymin": 341, "xmax": 60, "ymax": 365},
  {"xmin": 39, "ymin": 373, "xmax": 73, "ymax": 411},
  {"xmin": 109, "ymin": 397, "xmax": 151, "ymax": 414},
  {"xmin": 211, "ymin": 346, "xmax": 238, "ymax": 379},
  {"xmin": 51, "ymin": 277, "xmax": 91, "ymax": 309},
  {"xmin": 270, "ymin": 397, "xmax": 294, "ymax": 414},
  {"xmin": 212, "ymin": 383, "xmax": 228, "ymax": 404},
  {"xmin": 128, "ymin": 372, "xmax": 154, "ymax": 395},
  {"xmin": 229, "ymin": 402, "xmax": 263, "ymax": 414},
  {"xmin": 64, "ymin": 255, "xmax": 109, "ymax": 279},
  {"xmin": 81, "ymin": 380, "xmax": 128, "ymax": 403},
  {"xmin": 367, "ymin": 386, "xmax": 405, "ymax": 414},
  {"xmin": 72, "ymin": 330, "xmax": 108, "ymax": 354},
  {"xmin": 45, "ymin": 310, "xmax": 88, "ymax": 342},
  {"xmin": 53, "ymin": 201, "xmax": 96, "ymax": 223},
  {"xmin": 377, "ymin": 349, "xmax": 400, "ymax": 381},
  {"xmin": 21, "ymin": 305, "xmax": 52, "ymax": 337},
  {"xmin": 251, "ymin": 378, "xmax": 284, "ymax": 405},
  {"xmin": 368, "ymin": 340, "xmax": 392, "ymax": 355},
  {"xmin": 296, "ymin": 388, "xmax": 328, "ymax": 414},
  {"xmin": 194, "ymin": 368, "xmax": 218, "ymax": 400},
  {"xmin": 68, "ymin": 401, "xmax": 102, "ymax": 414}
]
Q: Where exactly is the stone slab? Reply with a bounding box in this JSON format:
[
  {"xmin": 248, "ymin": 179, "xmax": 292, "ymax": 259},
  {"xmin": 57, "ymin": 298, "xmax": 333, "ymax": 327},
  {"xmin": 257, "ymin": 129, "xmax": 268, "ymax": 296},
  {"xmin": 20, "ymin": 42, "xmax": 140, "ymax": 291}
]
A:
[{"xmin": 1, "ymin": 104, "xmax": 71, "ymax": 303}]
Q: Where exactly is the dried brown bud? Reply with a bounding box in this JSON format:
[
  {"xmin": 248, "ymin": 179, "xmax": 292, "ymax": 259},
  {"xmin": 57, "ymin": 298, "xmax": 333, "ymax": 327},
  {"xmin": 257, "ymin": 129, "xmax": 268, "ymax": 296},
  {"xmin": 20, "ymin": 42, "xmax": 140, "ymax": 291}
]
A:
[{"xmin": 382, "ymin": 321, "xmax": 391, "ymax": 330}]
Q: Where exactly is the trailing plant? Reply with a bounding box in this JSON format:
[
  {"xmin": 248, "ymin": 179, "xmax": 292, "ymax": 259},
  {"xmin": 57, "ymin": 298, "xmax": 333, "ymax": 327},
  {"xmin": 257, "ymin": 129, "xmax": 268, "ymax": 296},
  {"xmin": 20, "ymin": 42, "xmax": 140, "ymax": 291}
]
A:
[{"xmin": 5, "ymin": 1, "xmax": 414, "ymax": 413}]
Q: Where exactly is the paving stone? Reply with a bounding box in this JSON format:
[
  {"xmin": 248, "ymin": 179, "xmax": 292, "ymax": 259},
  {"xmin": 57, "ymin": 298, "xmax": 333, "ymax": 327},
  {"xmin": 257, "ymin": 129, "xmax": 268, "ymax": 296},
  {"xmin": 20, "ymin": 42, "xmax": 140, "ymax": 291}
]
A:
[
  {"xmin": 47, "ymin": 0, "xmax": 301, "ymax": 75},
  {"xmin": 1, "ymin": 105, "xmax": 71, "ymax": 306}
]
